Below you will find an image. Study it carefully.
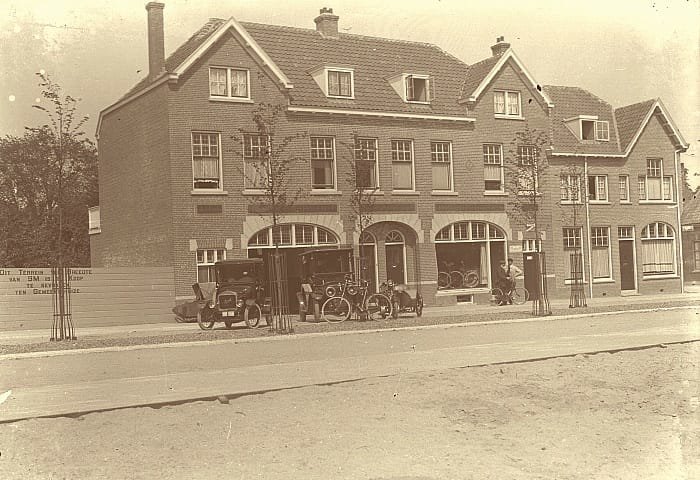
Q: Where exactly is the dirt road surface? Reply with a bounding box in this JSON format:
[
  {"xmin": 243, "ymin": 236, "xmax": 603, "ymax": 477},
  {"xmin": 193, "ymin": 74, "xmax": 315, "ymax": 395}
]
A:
[{"xmin": 0, "ymin": 342, "xmax": 697, "ymax": 479}]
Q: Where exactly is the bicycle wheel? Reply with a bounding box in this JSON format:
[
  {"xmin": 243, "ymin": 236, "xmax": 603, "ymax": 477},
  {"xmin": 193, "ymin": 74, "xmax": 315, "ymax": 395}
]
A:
[
  {"xmin": 322, "ymin": 296, "xmax": 352, "ymax": 323},
  {"xmin": 437, "ymin": 272, "xmax": 451, "ymax": 289},
  {"xmin": 511, "ymin": 287, "xmax": 529, "ymax": 305},
  {"xmin": 365, "ymin": 293, "xmax": 392, "ymax": 320},
  {"xmin": 490, "ymin": 288, "xmax": 504, "ymax": 305},
  {"xmin": 463, "ymin": 270, "xmax": 479, "ymax": 288},
  {"xmin": 449, "ymin": 271, "xmax": 464, "ymax": 289}
]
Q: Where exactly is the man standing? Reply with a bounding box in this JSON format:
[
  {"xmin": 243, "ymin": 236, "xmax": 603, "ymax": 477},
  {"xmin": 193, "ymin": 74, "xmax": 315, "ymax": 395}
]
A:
[
  {"xmin": 493, "ymin": 259, "xmax": 510, "ymax": 306},
  {"xmin": 502, "ymin": 258, "xmax": 523, "ymax": 305}
]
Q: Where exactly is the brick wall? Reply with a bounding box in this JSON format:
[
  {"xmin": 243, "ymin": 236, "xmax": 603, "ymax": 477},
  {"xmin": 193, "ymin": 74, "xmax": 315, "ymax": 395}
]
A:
[{"xmin": 93, "ymin": 84, "xmax": 173, "ymax": 268}]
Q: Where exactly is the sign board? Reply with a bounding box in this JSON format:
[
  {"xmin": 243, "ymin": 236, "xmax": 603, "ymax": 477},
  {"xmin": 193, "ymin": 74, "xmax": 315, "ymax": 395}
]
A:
[
  {"xmin": 682, "ymin": 225, "xmax": 694, "ymax": 232},
  {"xmin": 509, "ymin": 244, "xmax": 523, "ymax": 253}
]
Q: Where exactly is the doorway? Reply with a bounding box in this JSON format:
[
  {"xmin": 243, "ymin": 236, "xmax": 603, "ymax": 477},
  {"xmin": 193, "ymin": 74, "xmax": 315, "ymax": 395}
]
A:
[
  {"xmin": 385, "ymin": 230, "xmax": 406, "ymax": 284},
  {"xmin": 619, "ymin": 240, "xmax": 636, "ymax": 291}
]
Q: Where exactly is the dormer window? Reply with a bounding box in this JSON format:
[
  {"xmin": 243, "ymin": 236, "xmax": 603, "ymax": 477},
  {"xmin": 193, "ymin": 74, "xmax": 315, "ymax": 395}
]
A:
[
  {"xmin": 494, "ymin": 90, "xmax": 521, "ymax": 117},
  {"xmin": 406, "ymin": 75, "xmax": 430, "ymax": 103},
  {"xmin": 328, "ymin": 69, "xmax": 353, "ymax": 97},
  {"xmin": 310, "ymin": 66, "xmax": 355, "ymax": 99},
  {"xmin": 580, "ymin": 119, "xmax": 609, "ymax": 141}
]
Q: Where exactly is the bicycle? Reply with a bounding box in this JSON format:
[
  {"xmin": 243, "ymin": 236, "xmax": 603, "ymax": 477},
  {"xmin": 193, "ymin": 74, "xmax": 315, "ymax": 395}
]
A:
[
  {"xmin": 490, "ymin": 282, "xmax": 529, "ymax": 305},
  {"xmin": 437, "ymin": 268, "xmax": 479, "ymax": 289},
  {"xmin": 321, "ymin": 274, "xmax": 392, "ymax": 323}
]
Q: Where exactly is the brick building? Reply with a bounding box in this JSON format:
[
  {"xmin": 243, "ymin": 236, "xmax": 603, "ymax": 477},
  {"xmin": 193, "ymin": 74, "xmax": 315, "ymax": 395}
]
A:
[{"xmin": 91, "ymin": 3, "xmax": 689, "ymax": 307}]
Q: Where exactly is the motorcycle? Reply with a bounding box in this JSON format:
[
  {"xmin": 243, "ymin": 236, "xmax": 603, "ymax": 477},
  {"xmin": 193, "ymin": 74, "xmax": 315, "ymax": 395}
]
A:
[{"xmin": 379, "ymin": 279, "xmax": 424, "ymax": 319}]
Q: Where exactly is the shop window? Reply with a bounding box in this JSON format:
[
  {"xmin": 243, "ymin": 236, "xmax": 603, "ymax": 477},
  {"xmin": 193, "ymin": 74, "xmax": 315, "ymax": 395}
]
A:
[{"xmin": 641, "ymin": 222, "xmax": 675, "ymax": 276}]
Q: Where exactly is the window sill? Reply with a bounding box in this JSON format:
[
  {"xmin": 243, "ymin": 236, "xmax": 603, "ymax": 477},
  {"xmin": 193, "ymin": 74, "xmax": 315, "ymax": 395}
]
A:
[
  {"xmin": 494, "ymin": 114, "xmax": 525, "ymax": 121},
  {"xmin": 431, "ymin": 190, "xmax": 458, "ymax": 196},
  {"xmin": 483, "ymin": 191, "xmax": 508, "ymax": 196},
  {"xmin": 593, "ymin": 278, "xmax": 615, "ymax": 284},
  {"xmin": 560, "ymin": 201, "xmax": 583, "ymax": 205},
  {"xmin": 639, "ymin": 200, "xmax": 675, "ymax": 205},
  {"xmin": 327, "ymin": 95, "xmax": 355, "ymax": 100},
  {"xmin": 359, "ymin": 189, "xmax": 383, "ymax": 195},
  {"xmin": 392, "ymin": 191, "xmax": 420, "ymax": 196},
  {"xmin": 88, "ymin": 229, "xmax": 101, "ymax": 235},
  {"xmin": 589, "ymin": 201, "xmax": 611, "ymax": 205},
  {"xmin": 209, "ymin": 96, "xmax": 254, "ymax": 104},
  {"xmin": 191, "ymin": 189, "xmax": 229, "ymax": 196},
  {"xmin": 436, "ymin": 287, "xmax": 490, "ymax": 296},
  {"xmin": 310, "ymin": 190, "xmax": 342, "ymax": 195},
  {"xmin": 405, "ymin": 100, "xmax": 431, "ymax": 105},
  {"xmin": 642, "ymin": 274, "xmax": 679, "ymax": 280},
  {"xmin": 242, "ymin": 189, "xmax": 266, "ymax": 196}
]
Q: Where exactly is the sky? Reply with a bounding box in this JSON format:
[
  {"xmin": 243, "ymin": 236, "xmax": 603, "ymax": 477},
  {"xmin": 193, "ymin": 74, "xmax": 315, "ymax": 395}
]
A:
[{"xmin": 1, "ymin": 0, "xmax": 699, "ymax": 186}]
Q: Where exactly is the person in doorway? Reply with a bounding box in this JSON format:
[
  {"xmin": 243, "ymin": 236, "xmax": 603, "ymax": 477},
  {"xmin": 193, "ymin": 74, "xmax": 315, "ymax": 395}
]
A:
[{"xmin": 493, "ymin": 260, "xmax": 510, "ymax": 306}]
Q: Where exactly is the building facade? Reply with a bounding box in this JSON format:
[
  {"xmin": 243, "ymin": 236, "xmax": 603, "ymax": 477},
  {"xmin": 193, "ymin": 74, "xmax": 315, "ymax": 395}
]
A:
[{"xmin": 91, "ymin": 3, "xmax": 689, "ymax": 307}]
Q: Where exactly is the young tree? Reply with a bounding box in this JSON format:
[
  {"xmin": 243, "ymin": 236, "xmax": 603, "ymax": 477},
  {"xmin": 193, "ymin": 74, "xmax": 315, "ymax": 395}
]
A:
[
  {"xmin": 0, "ymin": 74, "xmax": 97, "ymax": 267},
  {"xmin": 339, "ymin": 134, "xmax": 378, "ymax": 283},
  {"xmin": 557, "ymin": 162, "xmax": 587, "ymax": 307},
  {"xmin": 504, "ymin": 124, "xmax": 552, "ymax": 316},
  {"xmin": 231, "ymin": 102, "xmax": 307, "ymax": 333}
]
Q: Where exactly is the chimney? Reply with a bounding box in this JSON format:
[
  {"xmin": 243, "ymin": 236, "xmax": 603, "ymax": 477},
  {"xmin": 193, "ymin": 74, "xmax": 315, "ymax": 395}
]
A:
[
  {"xmin": 314, "ymin": 7, "xmax": 339, "ymax": 38},
  {"xmin": 146, "ymin": 2, "xmax": 166, "ymax": 79},
  {"xmin": 490, "ymin": 36, "xmax": 510, "ymax": 57}
]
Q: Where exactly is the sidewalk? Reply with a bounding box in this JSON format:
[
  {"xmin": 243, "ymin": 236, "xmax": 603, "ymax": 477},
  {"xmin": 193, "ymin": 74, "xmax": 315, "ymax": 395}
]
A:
[{"xmin": 1, "ymin": 290, "xmax": 698, "ymax": 346}]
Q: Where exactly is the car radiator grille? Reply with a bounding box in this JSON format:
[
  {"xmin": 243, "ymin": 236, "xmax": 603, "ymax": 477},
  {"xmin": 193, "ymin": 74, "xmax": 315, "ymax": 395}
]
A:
[{"xmin": 218, "ymin": 293, "xmax": 238, "ymax": 310}]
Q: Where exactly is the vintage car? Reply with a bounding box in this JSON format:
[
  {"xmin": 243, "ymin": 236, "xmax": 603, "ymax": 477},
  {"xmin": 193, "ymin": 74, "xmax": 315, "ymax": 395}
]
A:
[
  {"xmin": 197, "ymin": 258, "xmax": 271, "ymax": 330},
  {"xmin": 297, "ymin": 247, "xmax": 354, "ymax": 322}
]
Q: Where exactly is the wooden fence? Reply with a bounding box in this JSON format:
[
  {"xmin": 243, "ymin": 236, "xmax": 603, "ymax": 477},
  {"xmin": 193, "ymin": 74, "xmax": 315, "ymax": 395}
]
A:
[{"xmin": 0, "ymin": 267, "xmax": 175, "ymax": 331}]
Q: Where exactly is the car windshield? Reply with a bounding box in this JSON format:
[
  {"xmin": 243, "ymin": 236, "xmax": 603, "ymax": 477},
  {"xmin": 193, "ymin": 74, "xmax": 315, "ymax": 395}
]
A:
[
  {"xmin": 308, "ymin": 252, "xmax": 351, "ymax": 274},
  {"xmin": 217, "ymin": 264, "xmax": 259, "ymax": 284}
]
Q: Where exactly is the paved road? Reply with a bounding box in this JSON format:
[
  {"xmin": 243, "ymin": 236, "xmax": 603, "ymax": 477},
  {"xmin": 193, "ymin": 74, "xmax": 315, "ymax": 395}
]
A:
[{"xmin": 0, "ymin": 307, "xmax": 698, "ymax": 422}]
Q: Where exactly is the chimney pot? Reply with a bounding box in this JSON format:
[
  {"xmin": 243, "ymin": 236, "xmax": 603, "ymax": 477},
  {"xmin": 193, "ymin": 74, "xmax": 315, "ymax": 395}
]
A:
[
  {"xmin": 490, "ymin": 36, "xmax": 510, "ymax": 57},
  {"xmin": 314, "ymin": 7, "xmax": 339, "ymax": 38},
  {"xmin": 146, "ymin": 2, "xmax": 166, "ymax": 79}
]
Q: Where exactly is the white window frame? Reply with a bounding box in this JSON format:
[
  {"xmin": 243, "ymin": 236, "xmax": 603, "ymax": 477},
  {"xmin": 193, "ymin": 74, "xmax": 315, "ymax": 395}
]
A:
[
  {"xmin": 431, "ymin": 141, "xmax": 453, "ymax": 193},
  {"xmin": 209, "ymin": 67, "xmax": 251, "ymax": 102},
  {"xmin": 247, "ymin": 224, "xmax": 339, "ymax": 249},
  {"xmin": 88, "ymin": 206, "xmax": 101, "ymax": 234},
  {"xmin": 483, "ymin": 144, "xmax": 505, "ymax": 193},
  {"xmin": 517, "ymin": 145, "xmax": 539, "ymax": 195},
  {"xmin": 587, "ymin": 175, "xmax": 609, "ymax": 203},
  {"xmin": 405, "ymin": 75, "xmax": 431, "ymax": 104},
  {"xmin": 354, "ymin": 137, "xmax": 379, "ymax": 191},
  {"xmin": 560, "ymin": 174, "xmax": 582, "ymax": 203},
  {"xmin": 493, "ymin": 90, "xmax": 522, "ymax": 118},
  {"xmin": 326, "ymin": 68, "xmax": 354, "ymax": 99},
  {"xmin": 310, "ymin": 136, "xmax": 337, "ymax": 191},
  {"xmin": 522, "ymin": 239, "xmax": 541, "ymax": 253},
  {"xmin": 618, "ymin": 175, "xmax": 630, "ymax": 203},
  {"xmin": 640, "ymin": 222, "xmax": 677, "ymax": 278},
  {"xmin": 196, "ymin": 248, "xmax": 226, "ymax": 283},
  {"xmin": 242, "ymin": 134, "xmax": 270, "ymax": 192},
  {"xmin": 590, "ymin": 226, "xmax": 613, "ymax": 281},
  {"xmin": 391, "ymin": 139, "xmax": 415, "ymax": 192},
  {"xmin": 580, "ymin": 119, "xmax": 609, "ymax": 141},
  {"xmin": 639, "ymin": 158, "xmax": 674, "ymax": 203},
  {"xmin": 563, "ymin": 226, "xmax": 586, "ymax": 284},
  {"xmin": 191, "ymin": 131, "xmax": 223, "ymax": 191}
]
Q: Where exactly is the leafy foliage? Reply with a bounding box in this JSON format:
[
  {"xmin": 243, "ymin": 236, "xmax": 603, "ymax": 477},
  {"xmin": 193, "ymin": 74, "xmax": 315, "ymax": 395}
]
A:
[{"xmin": 0, "ymin": 73, "xmax": 97, "ymax": 266}]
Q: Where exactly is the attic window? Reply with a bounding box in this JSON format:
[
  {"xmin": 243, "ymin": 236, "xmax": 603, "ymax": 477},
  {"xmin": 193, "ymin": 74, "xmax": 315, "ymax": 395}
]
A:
[
  {"xmin": 581, "ymin": 120, "xmax": 609, "ymax": 141},
  {"xmin": 327, "ymin": 69, "xmax": 353, "ymax": 98},
  {"xmin": 406, "ymin": 75, "xmax": 430, "ymax": 103}
]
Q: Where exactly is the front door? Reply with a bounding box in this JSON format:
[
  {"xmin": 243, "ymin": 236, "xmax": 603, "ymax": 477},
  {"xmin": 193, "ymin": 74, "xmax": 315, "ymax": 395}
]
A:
[
  {"xmin": 385, "ymin": 244, "xmax": 405, "ymax": 284},
  {"xmin": 619, "ymin": 240, "xmax": 636, "ymax": 291}
]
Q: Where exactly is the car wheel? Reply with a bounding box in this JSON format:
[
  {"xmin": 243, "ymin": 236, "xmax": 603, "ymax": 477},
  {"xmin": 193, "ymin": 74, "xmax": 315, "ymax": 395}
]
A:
[
  {"xmin": 244, "ymin": 304, "xmax": 262, "ymax": 329},
  {"xmin": 197, "ymin": 306, "xmax": 216, "ymax": 330}
]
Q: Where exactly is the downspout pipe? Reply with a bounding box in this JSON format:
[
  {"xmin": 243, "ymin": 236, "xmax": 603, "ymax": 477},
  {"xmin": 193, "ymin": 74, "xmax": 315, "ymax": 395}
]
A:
[
  {"xmin": 675, "ymin": 149, "xmax": 684, "ymax": 293},
  {"xmin": 584, "ymin": 157, "xmax": 594, "ymax": 299}
]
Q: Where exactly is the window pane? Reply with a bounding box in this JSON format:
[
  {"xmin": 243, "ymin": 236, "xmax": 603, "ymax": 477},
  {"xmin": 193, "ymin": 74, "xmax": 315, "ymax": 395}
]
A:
[
  {"xmin": 295, "ymin": 225, "xmax": 314, "ymax": 245},
  {"xmin": 647, "ymin": 177, "xmax": 662, "ymax": 200},
  {"xmin": 641, "ymin": 239, "xmax": 674, "ymax": 274},
  {"xmin": 663, "ymin": 176, "xmax": 672, "ymax": 200},
  {"xmin": 506, "ymin": 92, "xmax": 520, "ymax": 115},
  {"xmin": 432, "ymin": 162, "xmax": 451, "ymax": 190},
  {"xmin": 619, "ymin": 176, "xmax": 629, "ymax": 201},
  {"xmin": 310, "ymin": 137, "xmax": 335, "ymax": 189},
  {"xmin": 592, "ymin": 247, "xmax": 610, "ymax": 278},
  {"xmin": 493, "ymin": 91, "xmax": 505, "ymax": 114},
  {"xmin": 231, "ymin": 70, "xmax": 248, "ymax": 97},
  {"xmin": 210, "ymin": 68, "xmax": 227, "ymax": 96},
  {"xmin": 393, "ymin": 162, "xmax": 413, "ymax": 190},
  {"xmin": 638, "ymin": 176, "xmax": 646, "ymax": 200}
]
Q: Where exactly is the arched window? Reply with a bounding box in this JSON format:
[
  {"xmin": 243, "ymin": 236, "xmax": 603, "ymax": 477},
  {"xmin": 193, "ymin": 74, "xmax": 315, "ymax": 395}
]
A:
[
  {"xmin": 248, "ymin": 224, "xmax": 338, "ymax": 249},
  {"xmin": 359, "ymin": 231, "xmax": 376, "ymax": 244},
  {"xmin": 434, "ymin": 221, "xmax": 507, "ymax": 290},
  {"xmin": 385, "ymin": 230, "xmax": 404, "ymax": 244},
  {"xmin": 640, "ymin": 222, "xmax": 675, "ymax": 276}
]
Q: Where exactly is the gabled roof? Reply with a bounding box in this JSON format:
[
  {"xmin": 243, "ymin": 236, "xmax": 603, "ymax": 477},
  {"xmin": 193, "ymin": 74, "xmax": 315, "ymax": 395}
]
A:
[
  {"xmin": 458, "ymin": 49, "xmax": 553, "ymax": 107},
  {"xmin": 105, "ymin": 16, "xmax": 472, "ymax": 125},
  {"xmin": 614, "ymin": 98, "xmax": 688, "ymax": 154},
  {"xmin": 681, "ymin": 190, "xmax": 700, "ymax": 225},
  {"xmin": 614, "ymin": 99, "xmax": 656, "ymax": 151},
  {"xmin": 544, "ymin": 85, "xmax": 621, "ymax": 155}
]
